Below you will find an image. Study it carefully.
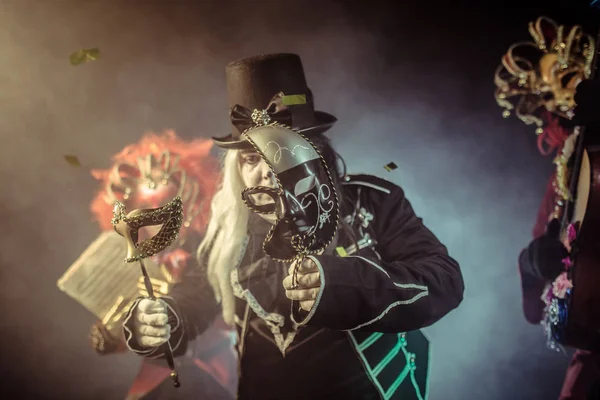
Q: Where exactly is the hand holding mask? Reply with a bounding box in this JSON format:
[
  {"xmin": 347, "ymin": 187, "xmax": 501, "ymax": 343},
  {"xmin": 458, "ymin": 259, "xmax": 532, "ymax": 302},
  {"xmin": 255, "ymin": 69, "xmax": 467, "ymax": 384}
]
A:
[{"xmin": 282, "ymin": 258, "xmax": 321, "ymax": 312}]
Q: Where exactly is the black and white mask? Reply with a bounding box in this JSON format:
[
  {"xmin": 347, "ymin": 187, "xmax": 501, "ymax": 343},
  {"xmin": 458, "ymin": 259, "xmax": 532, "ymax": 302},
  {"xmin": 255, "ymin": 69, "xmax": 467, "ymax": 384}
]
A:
[{"xmin": 241, "ymin": 125, "xmax": 339, "ymax": 261}]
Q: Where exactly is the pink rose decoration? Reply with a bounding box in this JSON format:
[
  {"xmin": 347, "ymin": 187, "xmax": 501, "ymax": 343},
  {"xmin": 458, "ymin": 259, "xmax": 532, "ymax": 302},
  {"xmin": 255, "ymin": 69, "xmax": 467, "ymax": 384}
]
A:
[
  {"xmin": 542, "ymin": 284, "xmax": 553, "ymax": 304},
  {"xmin": 567, "ymin": 223, "xmax": 577, "ymax": 243},
  {"xmin": 561, "ymin": 256, "xmax": 572, "ymax": 270},
  {"xmin": 552, "ymin": 272, "xmax": 573, "ymax": 299}
]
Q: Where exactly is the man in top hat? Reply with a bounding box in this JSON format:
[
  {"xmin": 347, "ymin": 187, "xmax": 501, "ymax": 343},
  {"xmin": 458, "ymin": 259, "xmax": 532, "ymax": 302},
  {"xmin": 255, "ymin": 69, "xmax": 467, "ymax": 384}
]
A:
[{"xmin": 121, "ymin": 53, "xmax": 464, "ymax": 399}]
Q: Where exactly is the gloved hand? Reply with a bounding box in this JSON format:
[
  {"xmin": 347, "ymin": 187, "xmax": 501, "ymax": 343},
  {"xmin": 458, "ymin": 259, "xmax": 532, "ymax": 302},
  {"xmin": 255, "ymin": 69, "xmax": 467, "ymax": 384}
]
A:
[
  {"xmin": 573, "ymin": 79, "xmax": 600, "ymax": 129},
  {"xmin": 133, "ymin": 298, "xmax": 171, "ymax": 348},
  {"xmin": 527, "ymin": 219, "xmax": 569, "ymax": 281}
]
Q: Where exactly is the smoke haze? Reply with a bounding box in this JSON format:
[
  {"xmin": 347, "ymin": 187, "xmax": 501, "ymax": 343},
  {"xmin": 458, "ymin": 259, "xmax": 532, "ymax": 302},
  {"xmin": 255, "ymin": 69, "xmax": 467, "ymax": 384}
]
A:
[{"xmin": 1, "ymin": 1, "xmax": 597, "ymax": 399}]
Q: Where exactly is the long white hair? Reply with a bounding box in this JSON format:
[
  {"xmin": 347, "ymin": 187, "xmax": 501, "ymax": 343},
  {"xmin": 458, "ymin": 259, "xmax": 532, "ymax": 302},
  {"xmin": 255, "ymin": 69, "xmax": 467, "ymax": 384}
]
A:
[{"xmin": 196, "ymin": 149, "xmax": 249, "ymax": 327}]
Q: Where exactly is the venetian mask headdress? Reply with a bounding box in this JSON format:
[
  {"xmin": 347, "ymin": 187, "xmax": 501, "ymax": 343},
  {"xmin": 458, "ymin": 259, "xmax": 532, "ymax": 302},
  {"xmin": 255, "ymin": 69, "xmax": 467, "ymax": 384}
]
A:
[{"xmin": 494, "ymin": 16, "xmax": 595, "ymax": 133}]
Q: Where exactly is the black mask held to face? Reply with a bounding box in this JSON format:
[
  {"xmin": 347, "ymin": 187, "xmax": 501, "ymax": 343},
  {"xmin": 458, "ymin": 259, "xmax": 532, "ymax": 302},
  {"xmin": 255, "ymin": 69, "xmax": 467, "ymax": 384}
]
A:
[{"xmin": 241, "ymin": 124, "xmax": 339, "ymax": 261}]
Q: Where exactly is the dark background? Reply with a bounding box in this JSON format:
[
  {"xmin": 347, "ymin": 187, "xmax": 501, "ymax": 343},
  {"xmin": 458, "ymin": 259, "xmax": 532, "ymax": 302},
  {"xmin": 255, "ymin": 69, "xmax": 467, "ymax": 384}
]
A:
[{"xmin": 1, "ymin": 0, "xmax": 599, "ymax": 399}]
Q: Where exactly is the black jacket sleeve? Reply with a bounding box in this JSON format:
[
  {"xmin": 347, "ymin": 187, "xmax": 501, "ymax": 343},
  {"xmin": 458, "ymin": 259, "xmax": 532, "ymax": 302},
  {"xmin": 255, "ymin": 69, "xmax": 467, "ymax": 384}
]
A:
[
  {"xmin": 123, "ymin": 253, "xmax": 220, "ymax": 359},
  {"xmin": 292, "ymin": 181, "xmax": 464, "ymax": 332},
  {"xmin": 520, "ymin": 219, "xmax": 569, "ymax": 282},
  {"xmin": 518, "ymin": 248, "xmax": 548, "ymax": 324}
]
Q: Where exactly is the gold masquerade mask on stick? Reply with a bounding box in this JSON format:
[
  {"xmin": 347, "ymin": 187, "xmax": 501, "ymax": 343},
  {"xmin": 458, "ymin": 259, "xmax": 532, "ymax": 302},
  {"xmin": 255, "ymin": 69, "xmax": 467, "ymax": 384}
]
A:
[
  {"xmin": 111, "ymin": 197, "xmax": 183, "ymax": 262},
  {"xmin": 111, "ymin": 196, "xmax": 184, "ymax": 388},
  {"xmin": 494, "ymin": 16, "xmax": 595, "ymax": 133}
]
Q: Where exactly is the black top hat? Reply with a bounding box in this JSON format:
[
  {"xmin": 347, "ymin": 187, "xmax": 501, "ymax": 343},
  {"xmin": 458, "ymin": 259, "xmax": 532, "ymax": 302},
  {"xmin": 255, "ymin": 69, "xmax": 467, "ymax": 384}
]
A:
[{"xmin": 212, "ymin": 53, "xmax": 337, "ymax": 150}]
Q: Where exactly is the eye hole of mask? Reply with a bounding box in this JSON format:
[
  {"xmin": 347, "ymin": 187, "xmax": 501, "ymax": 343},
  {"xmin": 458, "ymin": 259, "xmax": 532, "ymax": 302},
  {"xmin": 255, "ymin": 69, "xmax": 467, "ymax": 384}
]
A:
[
  {"xmin": 294, "ymin": 175, "xmax": 317, "ymax": 197},
  {"xmin": 241, "ymin": 186, "xmax": 282, "ymax": 214},
  {"xmin": 561, "ymin": 70, "xmax": 580, "ymax": 90}
]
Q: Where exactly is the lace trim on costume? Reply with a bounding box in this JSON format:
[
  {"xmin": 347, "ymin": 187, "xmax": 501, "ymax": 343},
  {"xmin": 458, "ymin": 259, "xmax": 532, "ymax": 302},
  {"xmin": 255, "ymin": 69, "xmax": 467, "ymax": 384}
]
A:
[{"xmin": 230, "ymin": 237, "xmax": 299, "ymax": 356}]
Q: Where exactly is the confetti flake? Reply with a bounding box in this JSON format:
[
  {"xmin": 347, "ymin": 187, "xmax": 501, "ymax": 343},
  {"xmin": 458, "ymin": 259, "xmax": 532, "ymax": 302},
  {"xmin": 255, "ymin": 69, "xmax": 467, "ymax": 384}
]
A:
[
  {"xmin": 383, "ymin": 162, "xmax": 398, "ymax": 172},
  {"xmin": 64, "ymin": 155, "xmax": 81, "ymax": 167},
  {"xmin": 70, "ymin": 48, "xmax": 100, "ymax": 66},
  {"xmin": 282, "ymin": 94, "xmax": 307, "ymax": 106},
  {"xmin": 335, "ymin": 246, "xmax": 348, "ymax": 257}
]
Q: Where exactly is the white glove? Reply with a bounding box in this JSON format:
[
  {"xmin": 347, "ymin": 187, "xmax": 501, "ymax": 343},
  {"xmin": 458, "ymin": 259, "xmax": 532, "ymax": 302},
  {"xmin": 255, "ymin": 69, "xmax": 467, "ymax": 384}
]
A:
[{"xmin": 133, "ymin": 298, "xmax": 171, "ymax": 348}]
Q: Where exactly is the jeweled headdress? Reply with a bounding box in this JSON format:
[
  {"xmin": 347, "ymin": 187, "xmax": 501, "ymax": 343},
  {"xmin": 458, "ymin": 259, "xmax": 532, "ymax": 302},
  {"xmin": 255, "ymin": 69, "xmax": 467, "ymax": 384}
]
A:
[{"xmin": 494, "ymin": 16, "xmax": 595, "ymax": 133}]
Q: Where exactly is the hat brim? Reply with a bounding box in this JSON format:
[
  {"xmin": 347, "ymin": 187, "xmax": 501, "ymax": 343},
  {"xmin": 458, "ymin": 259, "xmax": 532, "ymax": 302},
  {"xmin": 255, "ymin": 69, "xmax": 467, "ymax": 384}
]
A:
[{"xmin": 212, "ymin": 111, "xmax": 337, "ymax": 150}]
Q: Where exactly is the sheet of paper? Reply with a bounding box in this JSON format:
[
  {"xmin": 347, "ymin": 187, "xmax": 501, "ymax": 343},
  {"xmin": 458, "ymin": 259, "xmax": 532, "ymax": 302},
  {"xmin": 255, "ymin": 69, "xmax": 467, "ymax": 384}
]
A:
[{"xmin": 57, "ymin": 230, "xmax": 164, "ymax": 322}]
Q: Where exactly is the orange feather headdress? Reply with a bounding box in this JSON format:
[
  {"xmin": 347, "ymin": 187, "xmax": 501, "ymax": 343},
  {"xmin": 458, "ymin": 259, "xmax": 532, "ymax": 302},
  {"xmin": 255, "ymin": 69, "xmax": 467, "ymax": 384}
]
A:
[{"xmin": 90, "ymin": 130, "xmax": 221, "ymax": 243}]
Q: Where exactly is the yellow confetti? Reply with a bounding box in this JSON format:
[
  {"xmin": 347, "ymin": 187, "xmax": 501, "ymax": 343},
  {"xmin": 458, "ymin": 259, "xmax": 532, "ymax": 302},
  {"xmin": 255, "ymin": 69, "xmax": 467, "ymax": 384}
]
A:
[
  {"xmin": 383, "ymin": 162, "xmax": 398, "ymax": 172},
  {"xmin": 335, "ymin": 246, "xmax": 348, "ymax": 257},
  {"xmin": 64, "ymin": 155, "xmax": 81, "ymax": 167},
  {"xmin": 282, "ymin": 94, "xmax": 307, "ymax": 106},
  {"xmin": 70, "ymin": 48, "xmax": 100, "ymax": 66}
]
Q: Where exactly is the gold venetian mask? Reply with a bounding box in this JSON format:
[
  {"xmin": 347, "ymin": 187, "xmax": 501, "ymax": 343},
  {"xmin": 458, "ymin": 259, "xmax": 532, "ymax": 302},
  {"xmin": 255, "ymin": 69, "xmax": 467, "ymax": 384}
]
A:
[{"xmin": 494, "ymin": 16, "xmax": 594, "ymax": 133}]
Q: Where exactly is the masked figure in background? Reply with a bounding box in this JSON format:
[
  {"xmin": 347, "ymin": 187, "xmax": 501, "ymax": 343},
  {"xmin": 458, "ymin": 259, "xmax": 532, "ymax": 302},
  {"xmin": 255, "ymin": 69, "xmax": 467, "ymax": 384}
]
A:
[
  {"xmin": 495, "ymin": 16, "xmax": 600, "ymax": 400},
  {"xmin": 120, "ymin": 53, "xmax": 464, "ymax": 400},
  {"xmin": 86, "ymin": 131, "xmax": 237, "ymax": 399}
]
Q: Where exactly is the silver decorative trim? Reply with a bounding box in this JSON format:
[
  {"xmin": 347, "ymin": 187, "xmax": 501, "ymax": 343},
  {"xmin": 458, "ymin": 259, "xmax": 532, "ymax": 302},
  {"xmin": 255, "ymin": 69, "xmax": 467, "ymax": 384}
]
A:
[
  {"xmin": 291, "ymin": 255, "xmax": 326, "ymax": 326},
  {"xmin": 348, "ymin": 255, "xmax": 429, "ymax": 291},
  {"xmin": 342, "ymin": 180, "xmax": 391, "ymax": 194},
  {"xmin": 343, "ymin": 255, "xmax": 429, "ymax": 331}
]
